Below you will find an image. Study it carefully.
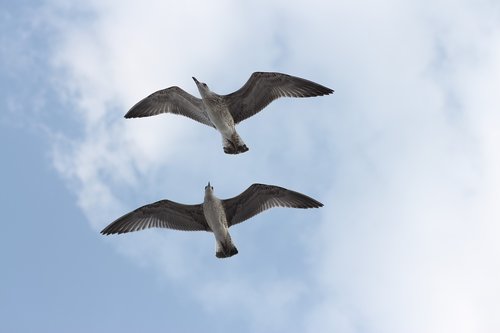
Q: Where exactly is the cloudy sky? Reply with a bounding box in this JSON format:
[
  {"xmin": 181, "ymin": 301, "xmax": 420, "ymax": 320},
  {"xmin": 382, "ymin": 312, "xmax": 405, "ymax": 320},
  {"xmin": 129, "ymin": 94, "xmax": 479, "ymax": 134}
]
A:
[{"xmin": 2, "ymin": 0, "xmax": 500, "ymax": 332}]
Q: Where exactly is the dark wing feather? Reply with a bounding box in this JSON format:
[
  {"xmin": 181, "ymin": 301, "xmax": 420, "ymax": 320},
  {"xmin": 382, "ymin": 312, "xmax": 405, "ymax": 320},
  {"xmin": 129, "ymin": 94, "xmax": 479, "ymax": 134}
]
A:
[
  {"xmin": 222, "ymin": 183, "xmax": 323, "ymax": 227},
  {"xmin": 101, "ymin": 199, "xmax": 210, "ymax": 235},
  {"xmin": 224, "ymin": 72, "xmax": 334, "ymax": 124},
  {"xmin": 125, "ymin": 86, "xmax": 215, "ymax": 128}
]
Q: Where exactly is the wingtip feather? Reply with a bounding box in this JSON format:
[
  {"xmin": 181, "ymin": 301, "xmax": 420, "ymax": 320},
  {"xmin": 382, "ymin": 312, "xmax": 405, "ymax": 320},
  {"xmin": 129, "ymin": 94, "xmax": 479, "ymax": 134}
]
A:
[{"xmin": 100, "ymin": 229, "xmax": 111, "ymax": 235}]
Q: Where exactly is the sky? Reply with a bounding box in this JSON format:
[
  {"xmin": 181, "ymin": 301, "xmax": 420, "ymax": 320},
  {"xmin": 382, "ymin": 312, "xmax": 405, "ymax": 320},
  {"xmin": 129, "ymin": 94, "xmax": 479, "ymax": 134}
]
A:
[{"xmin": 1, "ymin": 0, "xmax": 500, "ymax": 332}]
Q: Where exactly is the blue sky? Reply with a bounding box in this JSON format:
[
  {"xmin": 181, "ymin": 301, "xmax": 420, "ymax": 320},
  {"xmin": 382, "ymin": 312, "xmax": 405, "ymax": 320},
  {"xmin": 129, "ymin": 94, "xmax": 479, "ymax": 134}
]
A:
[{"xmin": 2, "ymin": 0, "xmax": 500, "ymax": 332}]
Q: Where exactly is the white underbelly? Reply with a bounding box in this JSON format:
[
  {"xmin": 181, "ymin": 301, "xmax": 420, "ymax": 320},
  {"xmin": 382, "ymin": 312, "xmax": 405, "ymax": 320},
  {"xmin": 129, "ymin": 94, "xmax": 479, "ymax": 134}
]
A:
[
  {"xmin": 206, "ymin": 108, "xmax": 235, "ymax": 136},
  {"xmin": 204, "ymin": 202, "xmax": 229, "ymax": 242}
]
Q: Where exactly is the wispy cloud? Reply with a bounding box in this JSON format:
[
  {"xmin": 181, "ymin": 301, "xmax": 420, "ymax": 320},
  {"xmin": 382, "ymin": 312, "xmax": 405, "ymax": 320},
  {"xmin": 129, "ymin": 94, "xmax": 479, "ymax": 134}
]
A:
[{"xmin": 44, "ymin": 0, "xmax": 500, "ymax": 331}]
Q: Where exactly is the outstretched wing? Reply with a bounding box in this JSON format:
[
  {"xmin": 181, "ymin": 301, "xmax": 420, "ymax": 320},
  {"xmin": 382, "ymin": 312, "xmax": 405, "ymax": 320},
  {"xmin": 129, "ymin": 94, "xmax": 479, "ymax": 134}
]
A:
[
  {"xmin": 224, "ymin": 72, "xmax": 333, "ymax": 124},
  {"xmin": 222, "ymin": 183, "xmax": 323, "ymax": 227},
  {"xmin": 101, "ymin": 199, "xmax": 210, "ymax": 235},
  {"xmin": 125, "ymin": 86, "xmax": 215, "ymax": 128}
]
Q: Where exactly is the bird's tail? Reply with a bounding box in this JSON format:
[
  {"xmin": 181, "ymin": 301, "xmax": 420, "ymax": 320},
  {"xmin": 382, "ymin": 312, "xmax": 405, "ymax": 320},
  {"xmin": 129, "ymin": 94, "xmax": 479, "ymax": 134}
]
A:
[
  {"xmin": 223, "ymin": 132, "xmax": 249, "ymax": 154},
  {"xmin": 216, "ymin": 238, "xmax": 238, "ymax": 258}
]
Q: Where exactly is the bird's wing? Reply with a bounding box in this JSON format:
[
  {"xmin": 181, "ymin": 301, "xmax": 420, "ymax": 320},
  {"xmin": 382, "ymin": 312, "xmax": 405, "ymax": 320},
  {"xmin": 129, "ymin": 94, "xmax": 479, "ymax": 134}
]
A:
[
  {"xmin": 125, "ymin": 86, "xmax": 215, "ymax": 128},
  {"xmin": 223, "ymin": 72, "xmax": 334, "ymax": 124},
  {"xmin": 222, "ymin": 183, "xmax": 323, "ymax": 227},
  {"xmin": 101, "ymin": 199, "xmax": 210, "ymax": 235}
]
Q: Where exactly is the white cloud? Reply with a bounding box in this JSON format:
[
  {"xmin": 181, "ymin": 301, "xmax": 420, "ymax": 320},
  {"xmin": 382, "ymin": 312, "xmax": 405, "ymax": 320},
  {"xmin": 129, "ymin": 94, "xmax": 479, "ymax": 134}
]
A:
[
  {"xmin": 197, "ymin": 277, "xmax": 306, "ymax": 331},
  {"xmin": 298, "ymin": 1, "xmax": 500, "ymax": 332},
  {"xmin": 44, "ymin": 0, "xmax": 500, "ymax": 332}
]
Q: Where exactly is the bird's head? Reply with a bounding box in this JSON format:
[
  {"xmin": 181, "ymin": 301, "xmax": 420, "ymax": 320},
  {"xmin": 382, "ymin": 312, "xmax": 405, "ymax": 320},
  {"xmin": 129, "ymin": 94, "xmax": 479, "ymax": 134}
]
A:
[
  {"xmin": 192, "ymin": 77, "xmax": 211, "ymax": 98},
  {"xmin": 204, "ymin": 181, "xmax": 214, "ymax": 194}
]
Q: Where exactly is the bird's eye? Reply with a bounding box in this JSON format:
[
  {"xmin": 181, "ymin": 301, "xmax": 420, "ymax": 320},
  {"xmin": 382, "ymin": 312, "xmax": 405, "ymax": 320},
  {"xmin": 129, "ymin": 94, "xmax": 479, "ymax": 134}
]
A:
[{"xmin": 203, "ymin": 83, "xmax": 207, "ymax": 87}]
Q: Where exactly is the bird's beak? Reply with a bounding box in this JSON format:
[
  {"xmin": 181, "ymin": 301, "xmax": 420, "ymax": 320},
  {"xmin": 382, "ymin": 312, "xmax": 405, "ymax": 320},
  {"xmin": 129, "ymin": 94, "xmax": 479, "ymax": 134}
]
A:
[
  {"xmin": 207, "ymin": 181, "xmax": 211, "ymax": 187},
  {"xmin": 192, "ymin": 77, "xmax": 199, "ymax": 84}
]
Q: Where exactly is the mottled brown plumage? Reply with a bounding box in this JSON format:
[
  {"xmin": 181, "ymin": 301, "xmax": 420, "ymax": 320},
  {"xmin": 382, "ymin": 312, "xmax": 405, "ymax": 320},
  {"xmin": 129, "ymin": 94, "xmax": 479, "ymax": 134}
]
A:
[
  {"xmin": 125, "ymin": 72, "xmax": 334, "ymax": 154},
  {"xmin": 101, "ymin": 183, "xmax": 323, "ymax": 258}
]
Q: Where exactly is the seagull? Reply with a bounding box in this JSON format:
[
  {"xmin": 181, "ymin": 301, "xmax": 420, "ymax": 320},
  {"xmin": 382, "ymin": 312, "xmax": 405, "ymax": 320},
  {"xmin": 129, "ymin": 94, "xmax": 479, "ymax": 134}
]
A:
[
  {"xmin": 101, "ymin": 183, "xmax": 323, "ymax": 258},
  {"xmin": 125, "ymin": 72, "xmax": 333, "ymax": 154}
]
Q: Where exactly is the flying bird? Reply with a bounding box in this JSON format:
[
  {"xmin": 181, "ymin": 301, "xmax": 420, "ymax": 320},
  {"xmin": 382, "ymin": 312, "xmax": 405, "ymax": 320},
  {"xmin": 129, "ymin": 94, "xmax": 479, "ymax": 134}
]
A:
[
  {"xmin": 101, "ymin": 183, "xmax": 323, "ymax": 258},
  {"xmin": 125, "ymin": 72, "xmax": 334, "ymax": 154}
]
